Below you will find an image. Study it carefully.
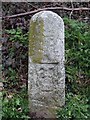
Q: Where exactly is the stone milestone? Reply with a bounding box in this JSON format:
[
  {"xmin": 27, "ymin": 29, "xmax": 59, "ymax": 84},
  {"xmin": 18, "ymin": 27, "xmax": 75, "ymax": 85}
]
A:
[{"xmin": 28, "ymin": 11, "xmax": 65, "ymax": 119}]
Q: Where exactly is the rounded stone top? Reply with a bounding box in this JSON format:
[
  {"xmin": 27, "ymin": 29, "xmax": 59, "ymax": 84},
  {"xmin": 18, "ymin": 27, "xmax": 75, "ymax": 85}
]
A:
[
  {"xmin": 29, "ymin": 10, "xmax": 64, "ymax": 63},
  {"xmin": 31, "ymin": 11, "xmax": 64, "ymax": 24}
]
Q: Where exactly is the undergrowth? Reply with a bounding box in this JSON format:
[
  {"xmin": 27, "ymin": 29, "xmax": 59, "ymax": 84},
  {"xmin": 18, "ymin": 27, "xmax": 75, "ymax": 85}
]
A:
[
  {"xmin": 57, "ymin": 18, "xmax": 90, "ymax": 119},
  {"xmin": 2, "ymin": 18, "xmax": 90, "ymax": 119},
  {"xmin": 2, "ymin": 88, "xmax": 30, "ymax": 120}
]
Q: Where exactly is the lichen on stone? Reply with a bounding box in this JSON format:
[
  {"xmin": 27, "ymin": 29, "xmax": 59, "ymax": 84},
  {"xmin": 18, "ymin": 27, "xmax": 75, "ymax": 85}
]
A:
[{"xmin": 29, "ymin": 18, "xmax": 44, "ymax": 63}]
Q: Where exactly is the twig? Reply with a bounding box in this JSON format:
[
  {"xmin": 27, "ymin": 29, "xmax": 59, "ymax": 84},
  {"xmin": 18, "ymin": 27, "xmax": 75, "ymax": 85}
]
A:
[
  {"xmin": 2, "ymin": 7, "xmax": 90, "ymax": 19},
  {"xmin": 69, "ymin": 0, "xmax": 74, "ymax": 19},
  {"xmin": 29, "ymin": 3, "xmax": 38, "ymax": 9}
]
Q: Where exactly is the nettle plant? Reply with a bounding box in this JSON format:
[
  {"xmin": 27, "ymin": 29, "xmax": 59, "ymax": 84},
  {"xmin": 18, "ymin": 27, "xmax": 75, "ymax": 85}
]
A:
[
  {"xmin": 57, "ymin": 18, "xmax": 90, "ymax": 119},
  {"xmin": 2, "ymin": 88, "xmax": 30, "ymax": 119},
  {"xmin": 64, "ymin": 18, "xmax": 90, "ymax": 84},
  {"xmin": 5, "ymin": 28, "xmax": 28, "ymax": 45},
  {"xmin": 57, "ymin": 92, "xmax": 89, "ymax": 120}
]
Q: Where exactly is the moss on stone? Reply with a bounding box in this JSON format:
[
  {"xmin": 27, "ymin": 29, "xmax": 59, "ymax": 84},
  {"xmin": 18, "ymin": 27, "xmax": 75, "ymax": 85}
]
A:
[{"xmin": 29, "ymin": 18, "xmax": 44, "ymax": 63}]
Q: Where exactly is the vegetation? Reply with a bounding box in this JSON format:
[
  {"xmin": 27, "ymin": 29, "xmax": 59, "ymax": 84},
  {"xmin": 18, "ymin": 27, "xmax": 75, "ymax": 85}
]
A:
[
  {"xmin": 57, "ymin": 18, "xmax": 90, "ymax": 119},
  {"xmin": 5, "ymin": 28, "xmax": 28, "ymax": 45},
  {"xmin": 2, "ymin": 28, "xmax": 29, "ymax": 119},
  {"xmin": 57, "ymin": 93, "xmax": 89, "ymax": 119},
  {"xmin": 2, "ymin": 88, "xmax": 30, "ymax": 120},
  {"xmin": 2, "ymin": 18, "xmax": 90, "ymax": 119}
]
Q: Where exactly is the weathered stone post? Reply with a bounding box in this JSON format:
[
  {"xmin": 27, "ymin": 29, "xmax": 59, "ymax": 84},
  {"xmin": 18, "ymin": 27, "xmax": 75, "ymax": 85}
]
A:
[{"xmin": 28, "ymin": 11, "xmax": 65, "ymax": 119}]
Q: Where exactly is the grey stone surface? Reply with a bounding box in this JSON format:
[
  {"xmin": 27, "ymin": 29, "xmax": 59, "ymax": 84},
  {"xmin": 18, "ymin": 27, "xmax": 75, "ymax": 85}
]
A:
[{"xmin": 28, "ymin": 11, "xmax": 65, "ymax": 118}]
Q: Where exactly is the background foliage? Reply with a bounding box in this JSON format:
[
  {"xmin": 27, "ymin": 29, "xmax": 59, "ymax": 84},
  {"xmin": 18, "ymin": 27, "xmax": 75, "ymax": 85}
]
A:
[
  {"xmin": 2, "ymin": 17, "xmax": 90, "ymax": 119},
  {"xmin": 2, "ymin": 2, "xmax": 90, "ymax": 119}
]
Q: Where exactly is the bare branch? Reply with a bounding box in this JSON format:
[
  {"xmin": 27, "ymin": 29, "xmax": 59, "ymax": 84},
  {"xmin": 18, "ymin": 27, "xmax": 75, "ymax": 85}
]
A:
[{"xmin": 2, "ymin": 7, "xmax": 90, "ymax": 19}]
